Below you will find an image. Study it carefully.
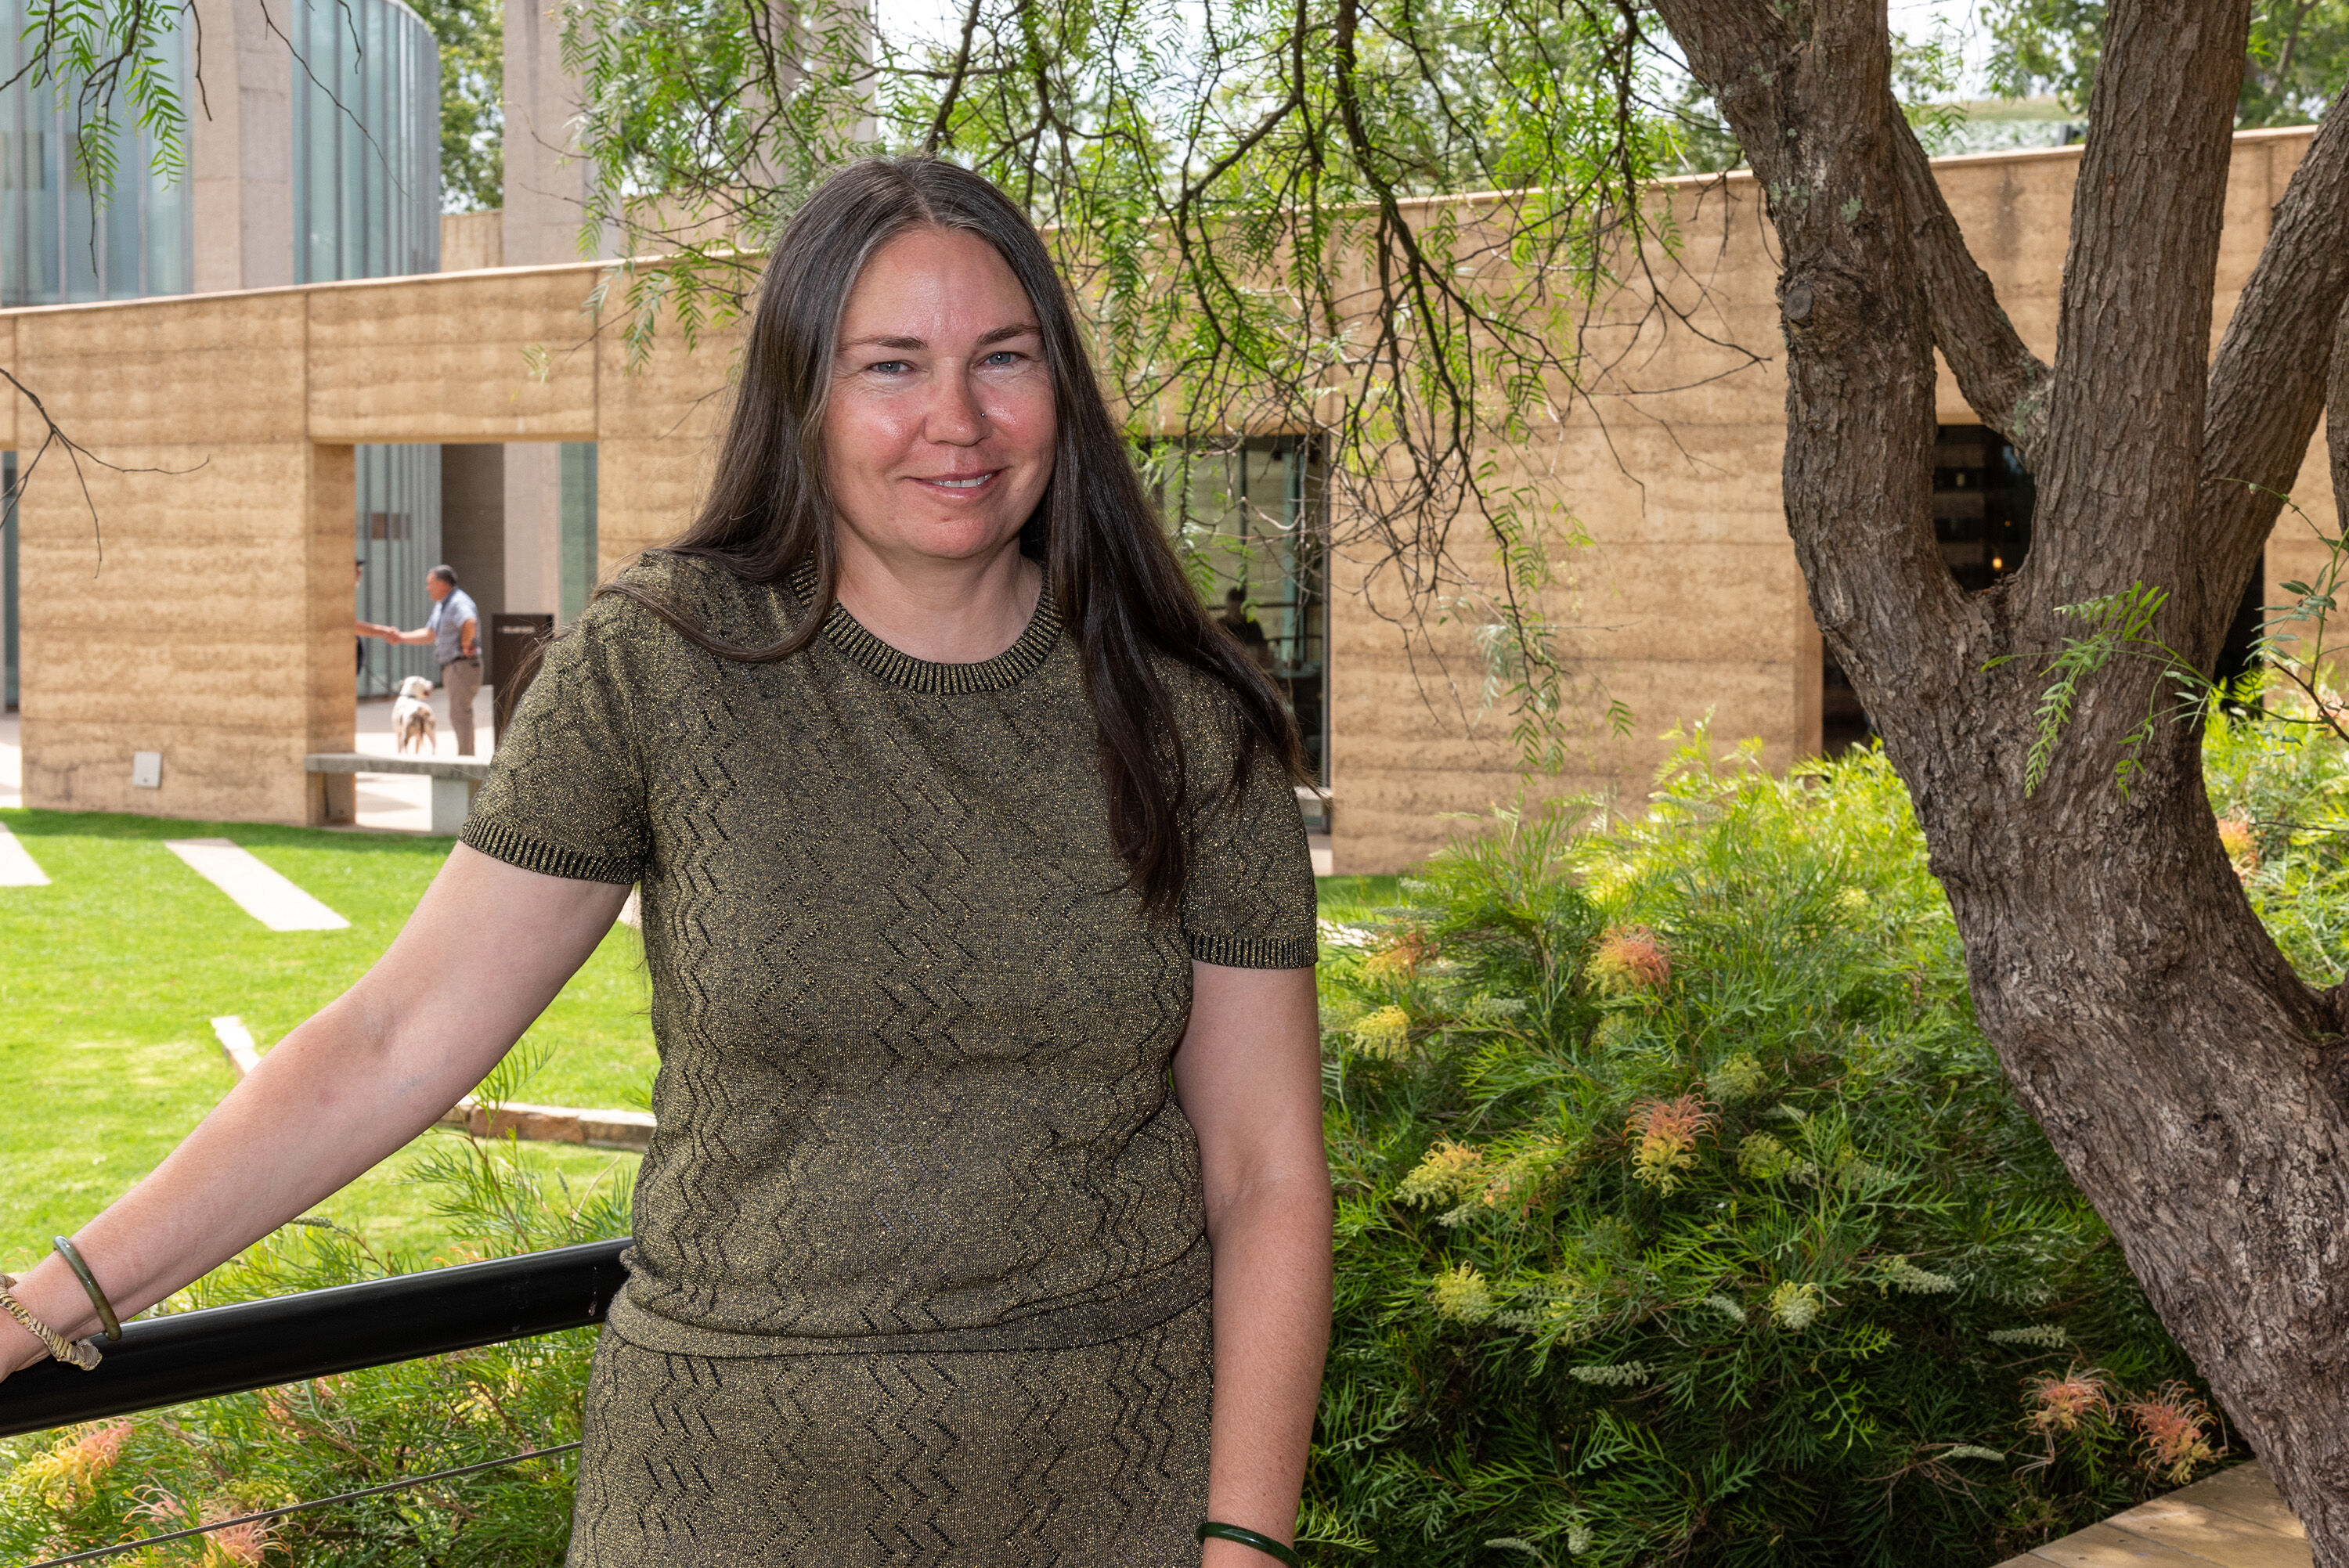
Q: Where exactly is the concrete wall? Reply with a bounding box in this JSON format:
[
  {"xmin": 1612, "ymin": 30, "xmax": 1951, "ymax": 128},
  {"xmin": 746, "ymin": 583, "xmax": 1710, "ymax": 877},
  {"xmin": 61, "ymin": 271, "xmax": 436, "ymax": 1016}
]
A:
[
  {"xmin": 188, "ymin": 0, "xmax": 294, "ymax": 294},
  {"xmin": 2, "ymin": 129, "xmax": 2335, "ymax": 856}
]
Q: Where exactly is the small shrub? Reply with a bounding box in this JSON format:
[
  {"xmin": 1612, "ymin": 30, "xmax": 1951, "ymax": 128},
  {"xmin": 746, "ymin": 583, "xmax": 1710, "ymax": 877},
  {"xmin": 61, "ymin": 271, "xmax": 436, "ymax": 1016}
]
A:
[
  {"xmin": 0, "ymin": 1115, "xmax": 626, "ymax": 1566},
  {"xmin": 2203, "ymin": 690, "xmax": 2349, "ymax": 982},
  {"xmin": 1308, "ymin": 730, "xmax": 2221, "ymax": 1566}
]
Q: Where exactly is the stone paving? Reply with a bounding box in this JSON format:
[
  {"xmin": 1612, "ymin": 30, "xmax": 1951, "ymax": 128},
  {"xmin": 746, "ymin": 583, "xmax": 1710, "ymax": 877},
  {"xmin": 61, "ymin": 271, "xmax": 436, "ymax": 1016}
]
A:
[{"xmin": 1995, "ymin": 1462, "xmax": 2308, "ymax": 1568}]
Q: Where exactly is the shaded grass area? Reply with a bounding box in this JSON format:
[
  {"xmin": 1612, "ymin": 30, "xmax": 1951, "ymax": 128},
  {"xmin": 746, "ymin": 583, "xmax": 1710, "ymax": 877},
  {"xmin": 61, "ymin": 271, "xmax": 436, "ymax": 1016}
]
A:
[{"xmin": 0, "ymin": 808, "xmax": 651, "ymax": 1271}]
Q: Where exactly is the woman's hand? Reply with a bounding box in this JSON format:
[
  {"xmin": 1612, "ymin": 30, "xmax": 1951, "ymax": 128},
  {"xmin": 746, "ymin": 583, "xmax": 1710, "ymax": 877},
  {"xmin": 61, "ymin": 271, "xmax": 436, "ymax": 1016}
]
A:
[
  {"xmin": 0, "ymin": 848, "xmax": 628, "ymax": 1388},
  {"xmin": 1173, "ymin": 962, "xmax": 1331, "ymax": 1563}
]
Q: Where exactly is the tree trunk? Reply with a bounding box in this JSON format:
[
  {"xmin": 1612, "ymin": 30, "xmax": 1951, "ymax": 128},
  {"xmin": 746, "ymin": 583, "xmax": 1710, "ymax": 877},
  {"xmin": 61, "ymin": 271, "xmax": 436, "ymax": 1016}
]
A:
[{"xmin": 1651, "ymin": 2, "xmax": 2349, "ymax": 1559}]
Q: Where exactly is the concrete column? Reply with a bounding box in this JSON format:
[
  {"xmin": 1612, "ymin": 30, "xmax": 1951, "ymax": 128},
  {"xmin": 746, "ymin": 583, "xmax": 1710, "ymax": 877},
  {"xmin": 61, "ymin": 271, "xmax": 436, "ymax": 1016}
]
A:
[
  {"xmin": 502, "ymin": 0, "xmax": 598, "ymax": 268},
  {"xmin": 503, "ymin": 0, "xmax": 611, "ymax": 619},
  {"xmin": 188, "ymin": 0, "xmax": 294, "ymax": 293},
  {"xmin": 441, "ymin": 443, "xmax": 507, "ymax": 616},
  {"xmin": 503, "ymin": 441, "xmax": 564, "ymax": 618}
]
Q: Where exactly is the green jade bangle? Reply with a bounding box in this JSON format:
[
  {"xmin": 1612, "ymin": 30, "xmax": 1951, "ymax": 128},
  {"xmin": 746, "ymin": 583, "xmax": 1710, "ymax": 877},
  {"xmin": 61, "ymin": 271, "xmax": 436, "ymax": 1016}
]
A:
[
  {"xmin": 52, "ymin": 1236, "xmax": 121, "ymax": 1342},
  {"xmin": 1196, "ymin": 1521, "xmax": 1305, "ymax": 1567}
]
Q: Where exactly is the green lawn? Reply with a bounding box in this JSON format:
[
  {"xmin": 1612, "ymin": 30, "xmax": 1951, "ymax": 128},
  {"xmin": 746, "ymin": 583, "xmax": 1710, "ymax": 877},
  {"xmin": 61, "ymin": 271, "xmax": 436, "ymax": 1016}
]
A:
[
  {"xmin": 0, "ymin": 808, "xmax": 653, "ymax": 1274},
  {"xmin": 1317, "ymin": 874, "xmax": 1403, "ymax": 922},
  {"xmin": 0, "ymin": 806, "xmax": 1401, "ymax": 1275}
]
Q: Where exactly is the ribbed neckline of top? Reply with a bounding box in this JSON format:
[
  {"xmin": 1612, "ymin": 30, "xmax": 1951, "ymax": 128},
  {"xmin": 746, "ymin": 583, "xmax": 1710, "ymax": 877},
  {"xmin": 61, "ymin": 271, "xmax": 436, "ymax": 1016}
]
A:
[{"xmin": 785, "ymin": 559, "xmax": 1063, "ymax": 694}]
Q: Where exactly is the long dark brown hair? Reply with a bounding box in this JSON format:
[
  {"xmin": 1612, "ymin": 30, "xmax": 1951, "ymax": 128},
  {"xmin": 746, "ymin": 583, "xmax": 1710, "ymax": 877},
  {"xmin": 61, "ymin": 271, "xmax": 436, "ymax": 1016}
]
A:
[{"xmin": 601, "ymin": 157, "xmax": 1305, "ymax": 913}]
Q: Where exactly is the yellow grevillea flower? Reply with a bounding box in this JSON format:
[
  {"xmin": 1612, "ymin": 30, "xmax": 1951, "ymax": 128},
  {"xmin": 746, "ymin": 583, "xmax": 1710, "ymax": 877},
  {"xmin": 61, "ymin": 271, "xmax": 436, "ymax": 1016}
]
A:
[
  {"xmin": 1349, "ymin": 1004, "xmax": 1413, "ymax": 1061},
  {"xmin": 1431, "ymin": 1262, "xmax": 1496, "ymax": 1324}
]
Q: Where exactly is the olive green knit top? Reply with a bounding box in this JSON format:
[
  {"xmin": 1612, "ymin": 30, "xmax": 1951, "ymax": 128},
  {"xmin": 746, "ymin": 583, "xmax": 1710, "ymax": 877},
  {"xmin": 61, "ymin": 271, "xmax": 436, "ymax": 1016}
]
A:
[{"xmin": 460, "ymin": 554, "xmax": 1317, "ymax": 1358}]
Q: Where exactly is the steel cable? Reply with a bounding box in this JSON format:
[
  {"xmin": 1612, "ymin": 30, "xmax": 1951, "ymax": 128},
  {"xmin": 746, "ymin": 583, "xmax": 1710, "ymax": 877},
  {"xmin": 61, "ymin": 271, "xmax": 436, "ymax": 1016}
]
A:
[{"xmin": 18, "ymin": 1440, "xmax": 582, "ymax": 1566}]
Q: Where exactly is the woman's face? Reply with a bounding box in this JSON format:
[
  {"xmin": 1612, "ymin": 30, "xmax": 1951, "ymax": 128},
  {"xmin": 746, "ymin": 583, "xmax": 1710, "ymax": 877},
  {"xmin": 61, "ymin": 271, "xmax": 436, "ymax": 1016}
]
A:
[{"xmin": 821, "ymin": 225, "xmax": 1056, "ymax": 570}]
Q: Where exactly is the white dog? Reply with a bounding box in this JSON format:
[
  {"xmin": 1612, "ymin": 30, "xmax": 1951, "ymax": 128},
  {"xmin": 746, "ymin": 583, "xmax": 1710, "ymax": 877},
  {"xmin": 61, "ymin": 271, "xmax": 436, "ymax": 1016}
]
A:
[{"xmin": 392, "ymin": 675, "xmax": 438, "ymax": 755}]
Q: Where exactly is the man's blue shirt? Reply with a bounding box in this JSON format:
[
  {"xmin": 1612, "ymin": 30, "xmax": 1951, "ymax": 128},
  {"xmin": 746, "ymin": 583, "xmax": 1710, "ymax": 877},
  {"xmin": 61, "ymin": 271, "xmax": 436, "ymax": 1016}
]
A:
[{"xmin": 428, "ymin": 588, "xmax": 480, "ymax": 665}]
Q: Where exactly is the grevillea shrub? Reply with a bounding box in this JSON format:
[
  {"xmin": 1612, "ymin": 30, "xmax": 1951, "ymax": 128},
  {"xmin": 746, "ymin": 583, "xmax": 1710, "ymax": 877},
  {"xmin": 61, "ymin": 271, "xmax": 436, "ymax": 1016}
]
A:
[
  {"xmin": 2203, "ymin": 692, "xmax": 2349, "ymax": 983},
  {"xmin": 1305, "ymin": 733, "xmax": 2225, "ymax": 1567},
  {"xmin": 0, "ymin": 1109, "xmax": 623, "ymax": 1566}
]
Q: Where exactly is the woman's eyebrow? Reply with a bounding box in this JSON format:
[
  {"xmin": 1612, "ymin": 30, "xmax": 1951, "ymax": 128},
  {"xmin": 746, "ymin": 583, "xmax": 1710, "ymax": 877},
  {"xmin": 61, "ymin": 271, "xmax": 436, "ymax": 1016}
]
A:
[{"xmin": 835, "ymin": 322, "xmax": 1041, "ymax": 353}]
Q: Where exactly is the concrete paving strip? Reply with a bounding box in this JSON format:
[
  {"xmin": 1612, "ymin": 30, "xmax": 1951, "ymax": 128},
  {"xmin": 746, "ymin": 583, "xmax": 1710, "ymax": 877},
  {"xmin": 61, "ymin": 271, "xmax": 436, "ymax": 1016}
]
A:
[
  {"xmin": 211, "ymin": 1016, "xmax": 263, "ymax": 1076},
  {"xmin": 164, "ymin": 838, "xmax": 349, "ymax": 931},
  {"xmin": 211, "ymin": 1015, "xmax": 653, "ymax": 1151},
  {"xmin": 0, "ymin": 822, "xmax": 49, "ymax": 886}
]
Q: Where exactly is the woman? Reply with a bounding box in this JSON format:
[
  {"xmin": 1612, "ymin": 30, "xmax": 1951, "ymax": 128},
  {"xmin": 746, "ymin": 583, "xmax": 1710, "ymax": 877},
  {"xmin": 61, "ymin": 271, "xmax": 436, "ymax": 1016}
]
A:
[{"xmin": 0, "ymin": 160, "xmax": 1332, "ymax": 1566}]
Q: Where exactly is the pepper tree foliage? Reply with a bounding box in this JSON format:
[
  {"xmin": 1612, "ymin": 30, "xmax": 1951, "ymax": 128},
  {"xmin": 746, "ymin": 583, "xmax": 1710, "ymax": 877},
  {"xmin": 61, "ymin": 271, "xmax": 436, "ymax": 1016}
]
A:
[
  {"xmin": 1986, "ymin": 0, "xmax": 2349, "ymax": 127},
  {"xmin": 557, "ymin": 0, "xmax": 1742, "ymax": 762}
]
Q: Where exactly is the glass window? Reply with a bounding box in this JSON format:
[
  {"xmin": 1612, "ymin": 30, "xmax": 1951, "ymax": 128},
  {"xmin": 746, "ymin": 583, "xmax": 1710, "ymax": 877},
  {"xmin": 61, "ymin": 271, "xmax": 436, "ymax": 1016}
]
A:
[
  {"xmin": 1146, "ymin": 438, "xmax": 1330, "ymax": 784},
  {"xmin": 355, "ymin": 443, "xmax": 446, "ymax": 697},
  {"xmin": 0, "ymin": 0, "xmax": 193, "ymax": 306}
]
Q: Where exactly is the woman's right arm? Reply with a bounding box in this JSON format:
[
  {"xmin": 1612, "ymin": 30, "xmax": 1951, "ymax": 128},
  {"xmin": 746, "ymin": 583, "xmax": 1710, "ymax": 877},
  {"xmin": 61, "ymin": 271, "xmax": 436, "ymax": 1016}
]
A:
[{"xmin": 0, "ymin": 845, "xmax": 631, "ymax": 1381}]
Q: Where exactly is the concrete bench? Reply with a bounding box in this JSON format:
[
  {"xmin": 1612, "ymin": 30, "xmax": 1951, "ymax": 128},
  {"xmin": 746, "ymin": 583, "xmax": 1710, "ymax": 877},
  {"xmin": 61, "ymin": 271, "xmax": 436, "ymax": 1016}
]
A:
[{"xmin": 305, "ymin": 752, "xmax": 489, "ymax": 835}]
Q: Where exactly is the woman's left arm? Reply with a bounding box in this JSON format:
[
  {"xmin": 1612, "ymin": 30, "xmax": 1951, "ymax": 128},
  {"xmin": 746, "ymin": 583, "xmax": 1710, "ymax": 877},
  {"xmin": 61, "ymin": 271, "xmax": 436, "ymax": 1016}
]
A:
[{"xmin": 1172, "ymin": 961, "xmax": 1333, "ymax": 1566}]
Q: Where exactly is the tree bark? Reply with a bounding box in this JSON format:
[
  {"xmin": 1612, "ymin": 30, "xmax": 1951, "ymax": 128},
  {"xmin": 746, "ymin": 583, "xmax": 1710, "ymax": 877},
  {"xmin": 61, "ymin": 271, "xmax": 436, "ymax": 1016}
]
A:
[
  {"xmin": 2334, "ymin": 298, "xmax": 2349, "ymax": 535},
  {"xmin": 1652, "ymin": 1, "xmax": 2349, "ymax": 1560}
]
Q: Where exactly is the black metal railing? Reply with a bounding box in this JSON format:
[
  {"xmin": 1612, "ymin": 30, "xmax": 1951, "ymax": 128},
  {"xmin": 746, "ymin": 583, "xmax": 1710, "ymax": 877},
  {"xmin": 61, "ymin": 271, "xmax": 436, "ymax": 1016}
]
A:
[{"xmin": 0, "ymin": 1238, "xmax": 628, "ymax": 1438}]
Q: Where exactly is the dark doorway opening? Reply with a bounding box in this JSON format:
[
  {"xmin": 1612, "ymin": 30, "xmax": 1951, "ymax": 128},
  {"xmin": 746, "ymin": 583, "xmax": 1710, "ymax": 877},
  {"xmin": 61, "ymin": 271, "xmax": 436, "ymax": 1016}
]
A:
[{"xmin": 1823, "ymin": 424, "xmax": 2036, "ymax": 755}]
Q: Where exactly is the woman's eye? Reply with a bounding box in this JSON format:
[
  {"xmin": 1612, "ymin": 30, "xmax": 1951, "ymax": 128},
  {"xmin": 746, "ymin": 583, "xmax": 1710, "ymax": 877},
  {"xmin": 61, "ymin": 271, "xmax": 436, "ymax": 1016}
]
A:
[
  {"xmin": 983, "ymin": 350, "xmax": 1023, "ymax": 367},
  {"xmin": 868, "ymin": 359, "xmax": 911, "ymax": 375}
]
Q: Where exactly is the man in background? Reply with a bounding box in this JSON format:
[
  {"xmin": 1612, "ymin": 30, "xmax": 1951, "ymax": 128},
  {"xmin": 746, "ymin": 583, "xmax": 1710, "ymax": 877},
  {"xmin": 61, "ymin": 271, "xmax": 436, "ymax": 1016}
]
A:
[{"xmin": 359, "ymin": 565, "xmax": 482, "ymax": 755}]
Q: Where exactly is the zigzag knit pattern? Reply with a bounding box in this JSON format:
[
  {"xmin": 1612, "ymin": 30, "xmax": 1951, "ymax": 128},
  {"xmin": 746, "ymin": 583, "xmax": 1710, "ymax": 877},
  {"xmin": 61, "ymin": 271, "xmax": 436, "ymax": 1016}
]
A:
[
  {"xmin": 462, "ymin": 555, "xmax": 1313, "ymax": 1557},
  {"xmin": 568, "ymin": 1297, "xmax": 1214, "ymax": 1565}
]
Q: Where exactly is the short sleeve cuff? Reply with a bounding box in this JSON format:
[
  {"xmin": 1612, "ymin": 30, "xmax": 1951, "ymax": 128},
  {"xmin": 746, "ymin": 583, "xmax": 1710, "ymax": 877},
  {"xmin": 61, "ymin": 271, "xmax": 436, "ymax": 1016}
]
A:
[
  {"xmin": 1187, "ymin": 932, "xmax": 1318, "ymax": 969},
  {"xmin": 461, "ymin": 816, "xmax": 641, "ymax": 886}
]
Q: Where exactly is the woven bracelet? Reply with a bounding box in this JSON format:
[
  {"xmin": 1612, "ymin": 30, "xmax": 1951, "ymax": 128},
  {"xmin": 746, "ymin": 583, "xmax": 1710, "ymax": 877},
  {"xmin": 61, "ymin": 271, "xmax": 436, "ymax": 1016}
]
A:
[
  {"xmin": 52, "ymin": 1235, "xmax": 122, "ymax": 1341},
  {"xmin": 0, "ymin": 1273, "xmax": 102, "ymax": 1372},
  {"xmin": 1197, "ymin": 1520, "xmax": 1306, "ymax": 1567}
]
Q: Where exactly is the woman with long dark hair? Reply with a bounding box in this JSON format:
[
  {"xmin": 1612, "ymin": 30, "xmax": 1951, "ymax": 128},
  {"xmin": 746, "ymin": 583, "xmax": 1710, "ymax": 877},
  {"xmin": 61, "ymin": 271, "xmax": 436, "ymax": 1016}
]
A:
[{"xmin": 0, "ymin": 158, "xmax": 1331, "ymax": 1566}]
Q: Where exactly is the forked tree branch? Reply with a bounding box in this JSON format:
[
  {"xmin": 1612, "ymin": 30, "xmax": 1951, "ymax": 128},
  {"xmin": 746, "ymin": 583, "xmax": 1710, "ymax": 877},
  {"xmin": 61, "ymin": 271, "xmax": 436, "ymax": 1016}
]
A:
[
  {"xmin": 2020, "ymin": 0, "xmax": 2250, "ymax": 622},
  {"xmin": 2192, "ymin": 79, "xmax": 2349, "ymax": 648},
  {"xmin": 1887, "ymin": 104, "xmax": 2049, "ymax": 466},
  {"xmin": 0, "ymin": 366, "xmax": 204, "ymax": 573},
  {"xmin": 1653, "ymin": 0, "xmax": 1958, "ymax": 724}
]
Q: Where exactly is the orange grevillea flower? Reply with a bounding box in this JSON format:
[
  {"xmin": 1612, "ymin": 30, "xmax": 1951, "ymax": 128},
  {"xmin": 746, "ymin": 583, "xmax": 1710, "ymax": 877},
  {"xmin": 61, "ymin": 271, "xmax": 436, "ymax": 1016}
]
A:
[
  {"xmin": 1364, "ymin": 928, "xmax": 1437, "ymax": 980},
  {"xmin": 2216, "ymin": 817, "xmax": 2257, "ymax": 868},
  {"xmin": 2124, "ymin": 1382, "xmax": 2222, "ymax": 1484},
  {"xmin": 1626, "ymin": 1094, "xmax": 1716, "ymax": 1192},
  {"xmin": 1589, "ymin": 926, "xmax": 1672, "ymax": 996},
  {"xmin": 2024, "ymin": 1369, "xmax": 2113, "ymax": 1436}
]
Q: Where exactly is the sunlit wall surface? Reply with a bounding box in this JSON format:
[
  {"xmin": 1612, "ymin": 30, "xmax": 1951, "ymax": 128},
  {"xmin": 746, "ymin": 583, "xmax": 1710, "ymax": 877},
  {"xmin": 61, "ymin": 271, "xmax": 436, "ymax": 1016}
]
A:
[
  {"xmin": 0, "ymin": 3, "xmax": 193, "ymax": 305},
  {"xmin": 287, "ymin": 0, "xmax": 446, "ymax": 695}
]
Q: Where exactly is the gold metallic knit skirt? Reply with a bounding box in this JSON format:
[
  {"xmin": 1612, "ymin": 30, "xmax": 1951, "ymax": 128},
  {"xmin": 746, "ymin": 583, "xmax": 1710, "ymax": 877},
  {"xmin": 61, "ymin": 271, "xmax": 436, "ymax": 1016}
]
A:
[{"xmin": 565, "ymin": 1297, "xmax": 1214, "ymax": 1566}]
